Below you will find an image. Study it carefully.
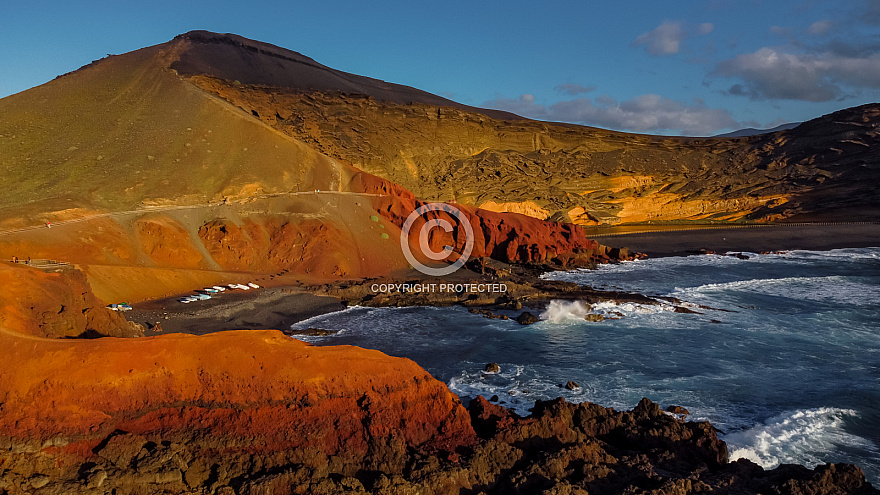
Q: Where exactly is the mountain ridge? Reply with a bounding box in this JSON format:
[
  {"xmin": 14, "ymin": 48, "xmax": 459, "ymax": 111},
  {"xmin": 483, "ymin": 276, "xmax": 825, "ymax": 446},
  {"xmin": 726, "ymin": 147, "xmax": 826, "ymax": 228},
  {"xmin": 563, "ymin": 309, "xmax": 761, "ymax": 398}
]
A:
[
  {"xmin": 714, "ymin": 122, "xmax": 802, "ymax": 138},
  {"xmin": 169, "ymin": 30, "xmax": 522, "ymax": 120}
]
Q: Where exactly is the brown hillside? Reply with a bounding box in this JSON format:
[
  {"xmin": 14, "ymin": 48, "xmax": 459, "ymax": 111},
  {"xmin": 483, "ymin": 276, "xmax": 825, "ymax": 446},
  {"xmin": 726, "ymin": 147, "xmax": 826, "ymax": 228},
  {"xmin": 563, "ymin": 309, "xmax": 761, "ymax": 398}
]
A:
[
  {"xmin": 189, "ymin": 76, "xmax": 880, "ymax": 224},
  {"xmin": 131, "ymin": 30, "xmax": 876, "ymax": 224},
  {"xmin": 0, "ymin": 31, "xmax": 620, "ymax": 305}
]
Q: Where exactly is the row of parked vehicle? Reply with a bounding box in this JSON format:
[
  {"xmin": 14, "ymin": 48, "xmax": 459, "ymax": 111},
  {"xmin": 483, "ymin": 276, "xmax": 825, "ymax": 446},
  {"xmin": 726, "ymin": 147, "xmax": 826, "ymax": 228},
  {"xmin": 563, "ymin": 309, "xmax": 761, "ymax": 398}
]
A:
[{"xmin": 178, "ymin": 282, "xmax": 261, "ymax": 303}]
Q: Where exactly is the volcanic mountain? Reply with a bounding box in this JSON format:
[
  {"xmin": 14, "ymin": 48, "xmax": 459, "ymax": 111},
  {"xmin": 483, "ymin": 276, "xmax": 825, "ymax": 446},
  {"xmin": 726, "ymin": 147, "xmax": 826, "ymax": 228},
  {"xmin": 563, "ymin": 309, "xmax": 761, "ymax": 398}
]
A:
[
  {"xmin": 0, "ymin": 31, "xmax": 879, "ymax": 494},
  {"xmin": 0, "ymin": 30, "xmax": 876, "ymax": 300},
  {"xmin": 0, "ymin": 30, "xmax": 621, "ymax": 304},
  {"xmin": 171, "ymin": 31, "xmax": 879, "ymax": 225}
]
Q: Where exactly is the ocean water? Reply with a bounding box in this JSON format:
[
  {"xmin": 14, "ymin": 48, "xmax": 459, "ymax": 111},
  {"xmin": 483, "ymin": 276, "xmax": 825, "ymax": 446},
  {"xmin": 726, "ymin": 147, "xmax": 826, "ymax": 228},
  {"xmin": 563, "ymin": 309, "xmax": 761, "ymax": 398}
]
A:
[{"xmin": 291, "ymin": 248, "xmax": 880, "ymax": 485}]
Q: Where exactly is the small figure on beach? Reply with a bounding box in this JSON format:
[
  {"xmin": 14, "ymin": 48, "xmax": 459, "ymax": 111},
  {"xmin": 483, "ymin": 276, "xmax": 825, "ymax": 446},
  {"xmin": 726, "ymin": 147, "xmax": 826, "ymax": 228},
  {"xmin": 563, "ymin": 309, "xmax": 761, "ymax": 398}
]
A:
[{"xmin": 46, "ymin": 222, "xmax": 51, "ymax": 228}]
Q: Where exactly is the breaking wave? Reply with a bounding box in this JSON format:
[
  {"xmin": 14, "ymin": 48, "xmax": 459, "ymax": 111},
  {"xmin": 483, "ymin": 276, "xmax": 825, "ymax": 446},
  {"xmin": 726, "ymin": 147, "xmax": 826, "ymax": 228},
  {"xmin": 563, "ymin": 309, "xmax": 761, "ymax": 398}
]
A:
[
  {"xmin": 726, "ymin": 408, "xmax": 874, "ymax": 470},
  {"xmin": 540, "ymin": 300, "xmax": 594, "ymax": 323}
]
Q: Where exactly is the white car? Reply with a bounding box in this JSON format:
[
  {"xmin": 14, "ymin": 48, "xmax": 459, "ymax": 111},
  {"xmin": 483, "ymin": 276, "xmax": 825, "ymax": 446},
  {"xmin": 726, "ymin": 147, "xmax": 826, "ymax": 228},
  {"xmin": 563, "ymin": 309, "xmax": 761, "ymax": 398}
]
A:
[{"xmin": 247, "ymin": 282, "xmax": 260, "ymax": 288}]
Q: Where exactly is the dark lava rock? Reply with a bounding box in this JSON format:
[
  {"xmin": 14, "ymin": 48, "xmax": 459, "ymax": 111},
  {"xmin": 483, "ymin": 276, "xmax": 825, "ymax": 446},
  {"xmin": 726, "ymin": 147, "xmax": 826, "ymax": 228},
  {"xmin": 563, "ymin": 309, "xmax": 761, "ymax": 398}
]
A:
[
  {"xmin": 564, "ymin": 381, "xmax": 580, "ymax": 390},
  {"xmin": 469, "ymin": 308, "xmax": 509, "ymax": 320},
  {"xmin": 288, "ymin": 327, "xmax": 338, "ymax": 336},
  {"xmin": 484, "ymin": 362, "xmax": 501, "ymax": 373},
  {"xmin": 585, "ymin": 313, "xmax": 605, "ymax": 322},
  {"xmin": 674, "ymin": 306, "xmax": 701, "ymax": 314},
  {"xmin": 515, "ymin": 311, "xmax": 540, "ymax": 325},
  {"xmin": 4, "ymin": 395, "xmax": 877, "ymax": 494},
  {"xmin": 666, "ymin": 405, "xmax": 691, "ymax": 416}
]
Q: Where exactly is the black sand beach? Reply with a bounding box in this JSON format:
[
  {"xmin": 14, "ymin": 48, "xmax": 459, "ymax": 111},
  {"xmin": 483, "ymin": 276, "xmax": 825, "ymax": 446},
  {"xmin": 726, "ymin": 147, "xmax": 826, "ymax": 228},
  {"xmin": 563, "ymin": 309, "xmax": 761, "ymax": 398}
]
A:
[
  {"xmin": 128, "ymin": 223, "xmax": 880, "ymax": 336},
  {"xmin": 592, "ymin": 223, "xmax": 880, "ymax": 257}
]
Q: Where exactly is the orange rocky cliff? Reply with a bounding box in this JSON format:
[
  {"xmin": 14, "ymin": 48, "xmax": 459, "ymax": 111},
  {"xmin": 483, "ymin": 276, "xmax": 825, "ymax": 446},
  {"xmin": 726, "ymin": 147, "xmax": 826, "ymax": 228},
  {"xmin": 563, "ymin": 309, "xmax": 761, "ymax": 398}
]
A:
[
  {"xmin": 0, "ymin": 262, "xmax": 476, "ymax": 493},
  {"xmin": 0, "ymin": 262, "xmax": 143, "ymax": 338}
]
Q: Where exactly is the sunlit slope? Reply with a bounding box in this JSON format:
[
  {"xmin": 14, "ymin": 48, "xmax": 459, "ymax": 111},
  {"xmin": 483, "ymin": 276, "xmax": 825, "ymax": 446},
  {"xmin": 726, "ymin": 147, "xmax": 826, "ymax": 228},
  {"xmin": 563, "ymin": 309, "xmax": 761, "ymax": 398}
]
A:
[
  {"xmin": 150, "ymin": 31, "xmax": 879, "ymax": 224},
  {"xmin": 0, "ymin": 41, "xmax": 351, "ymax": 220},
  {"xmin": 195, "ymin": 79, "xmax": 880, "ymax": 224}
]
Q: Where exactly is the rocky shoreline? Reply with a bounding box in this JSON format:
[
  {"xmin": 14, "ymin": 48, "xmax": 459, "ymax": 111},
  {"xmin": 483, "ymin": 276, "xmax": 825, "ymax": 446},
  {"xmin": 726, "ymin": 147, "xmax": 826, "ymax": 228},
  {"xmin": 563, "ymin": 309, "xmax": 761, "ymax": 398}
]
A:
[
  {"xmin": 2, "ymin": 395, "xmax": 876, "ymax": 494},
  {"xmin": 4, "ymin": 251, "xmax": 879, "ymax": 494},
  {"xmin": 1, "ymin": 252, "xmax": 877, "ymax": 494},
  {"xmin": 129, "ymin": 256, "xmax": 683, "ymax": 337}
]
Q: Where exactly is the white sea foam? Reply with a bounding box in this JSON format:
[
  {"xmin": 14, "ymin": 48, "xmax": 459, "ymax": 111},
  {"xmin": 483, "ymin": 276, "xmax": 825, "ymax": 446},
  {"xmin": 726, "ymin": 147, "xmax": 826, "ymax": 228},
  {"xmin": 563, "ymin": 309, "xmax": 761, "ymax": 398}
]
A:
[
  {"xmin": 446, "ymin": 363, "xmax": 595, "ymax": 416},
  {"xmin": 590, "ymin": 300, "xmax": 675, "ymax": 314},
  {"xmin": 540, "ymin": 300, "xmax": 594, "ymax": 323},
  {"xmin": 289, "ymin": 305, "xmax": 365, "ymax": 332},
  {"xmin": 780, "ymin": 248, "xmax": 880, "ymax": 262},
  {"xmin": 725, "ymin": 408, "xmax": 873, "ymax": 470},
  {"xmin": 289, "ymin": 328, "xmax": 349, "ymax": 344},
  {"xmin": 673, "ymin": 276, "xmax": 880, "ymax": 306},
  {"xmin": 539, "ymin": 299, "xmax": 676, "ymax": 324},
  {"xmin": 545, "ymin": 248, "xmax": 880, "ymax": 287}
]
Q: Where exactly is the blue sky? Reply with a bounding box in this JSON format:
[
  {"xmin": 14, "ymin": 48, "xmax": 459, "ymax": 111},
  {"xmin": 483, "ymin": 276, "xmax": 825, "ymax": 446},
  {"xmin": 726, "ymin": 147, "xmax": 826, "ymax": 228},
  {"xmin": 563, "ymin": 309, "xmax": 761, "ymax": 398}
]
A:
[{"xmin": 2, "ymin": 0, "xmax": 878, "ymax": 135}]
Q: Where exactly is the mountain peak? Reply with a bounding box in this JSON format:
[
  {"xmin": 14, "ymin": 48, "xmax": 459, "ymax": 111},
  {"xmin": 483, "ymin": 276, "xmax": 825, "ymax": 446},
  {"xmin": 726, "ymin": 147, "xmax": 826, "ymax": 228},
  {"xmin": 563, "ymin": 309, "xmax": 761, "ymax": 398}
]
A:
[
  {"xmin": 172, "ymin": 30, "xmax": 324, "ymax": 68},
  {"xmin": 169, "ymin": 30, "xmax": 519, "ymax": 119}
]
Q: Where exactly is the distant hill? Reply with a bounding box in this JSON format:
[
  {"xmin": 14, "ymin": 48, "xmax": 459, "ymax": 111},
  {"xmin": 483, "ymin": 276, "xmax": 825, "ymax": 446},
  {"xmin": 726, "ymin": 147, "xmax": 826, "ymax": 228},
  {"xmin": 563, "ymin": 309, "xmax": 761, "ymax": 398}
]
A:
[{"xmin": 714, "ymin": 122, "xmax": 801, "ymax": 138}]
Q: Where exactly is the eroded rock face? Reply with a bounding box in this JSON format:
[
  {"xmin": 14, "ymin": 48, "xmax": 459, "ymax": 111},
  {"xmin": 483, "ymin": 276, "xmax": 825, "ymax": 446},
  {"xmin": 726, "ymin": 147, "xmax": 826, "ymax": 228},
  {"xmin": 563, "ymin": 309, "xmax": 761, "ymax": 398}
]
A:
[
  {"xmin": 0, "ymin": 262, "xmax": 143, "ymax": 338},
  {"xmin": 0, "ymin": 330, "xmax": 476, "ymax": 494},
  {"xmin": 197, "ymin": 216, "xmax": 360, "ymax": 277},
  {"xmin": 351, "ymin": 172, "xmax": 612, "ymax": 267},
  {"xmin": 136, "ymin": 217, "xmax": 207, "ymax": 268}
]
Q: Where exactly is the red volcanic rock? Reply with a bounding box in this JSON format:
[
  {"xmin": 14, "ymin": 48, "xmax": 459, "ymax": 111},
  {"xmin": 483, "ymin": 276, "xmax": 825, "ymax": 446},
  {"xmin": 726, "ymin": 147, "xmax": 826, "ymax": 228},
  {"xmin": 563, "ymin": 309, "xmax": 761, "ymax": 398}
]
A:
[
  {"xmin": 136, "ymin": 217, "xmax": 207, "ymax": 268},
  {"xmin": 0, "ymin": 329, "xmax": 476, "ymax": 491},
  {"xmin": 350, "ymin": 172, "xmax": 606, "ymax": 267},
  {"xmin": 0, "ymin": 262, "xmax": 143, "ymax": 338},
  {"xmin": 197, "ymin": 216, "xmax": 362, "ymax": 277}
]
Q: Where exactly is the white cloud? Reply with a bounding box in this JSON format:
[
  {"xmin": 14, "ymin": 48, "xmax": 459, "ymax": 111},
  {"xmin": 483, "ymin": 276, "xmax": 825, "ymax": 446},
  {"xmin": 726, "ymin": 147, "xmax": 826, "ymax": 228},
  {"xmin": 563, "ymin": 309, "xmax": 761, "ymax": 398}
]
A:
[
  {"xmin": 715, "ymin": 47, "xmax": 880, "ymax": 101},
  {"xmin": 484, "ymin": 94, "xmax": 550, "ymax": 119},
  {"xmin": 633, "ymin": 22, "xmax": 686, "ymax": 55},
  {"xmin": 555, "ymin": 83, "xmax": 597, "ymax": 95},
  {"xmin": 807, "ymin": 19, "xmax": 835, "ymax": 35},
  {"xmin": 484, "ymin": 93, "xmax": 741, "ymax": 136},
  {"xmin": 633, "ymin": 21, "xmax": 717, "ymax": 56},
  {"xmin": 769, "ymin": 25, "xmax": 793, "ymax": 37}
]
